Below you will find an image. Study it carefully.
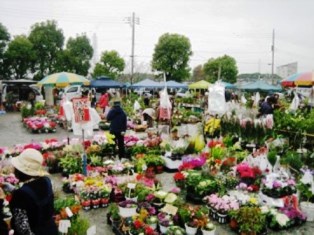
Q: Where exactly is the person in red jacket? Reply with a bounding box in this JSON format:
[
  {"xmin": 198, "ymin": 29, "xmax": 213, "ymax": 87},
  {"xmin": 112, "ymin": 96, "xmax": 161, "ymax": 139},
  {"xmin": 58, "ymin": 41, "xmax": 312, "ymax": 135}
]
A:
[{"xmin": 98, "ymin": 91, "xmax": 109, "ymax": 112}]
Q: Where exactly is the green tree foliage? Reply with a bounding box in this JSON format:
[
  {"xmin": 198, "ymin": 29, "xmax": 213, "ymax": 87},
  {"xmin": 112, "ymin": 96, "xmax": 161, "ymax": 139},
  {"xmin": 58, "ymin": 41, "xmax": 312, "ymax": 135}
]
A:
[
  {"xmin": 0, "ymin": 23, "xmax": 10, "ymax": 79},
  {"xmin": 203, "ymin": 55, "xmax": 238, "ymax": 83},
  {"xmin": 192, "ymin": 64, "xmax": 205, "ymax": 81},
  {"xmin": 4, "ymin": 35, "xmax": 35, "ymax": 79},
  {"xmin": 28, "ymin": 20, "xmax": 64, "ymax": 80},
  {"xmin": 57, "ymin": 34, "xmax": 93, "ymax": 76},
  {"xmin": 92, "ymin": 50, "xmax": 125, "ymax": 79},
  {"xmin": 152, "ymin": 33, "xmax": 192, "ymax": 82}
]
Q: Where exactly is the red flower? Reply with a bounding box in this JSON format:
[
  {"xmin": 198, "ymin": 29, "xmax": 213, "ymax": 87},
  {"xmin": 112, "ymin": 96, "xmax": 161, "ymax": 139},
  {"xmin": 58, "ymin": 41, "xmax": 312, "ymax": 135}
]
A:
[
  {"xmin": 83, "ymin": 140, "xmax": 91, "ymax": 149},
  {"xmin": 145, "ymin": 226, "xmax": 155, "ymax": 235},
  {"xmin": 173, "ymin": 172, "xmax": 185, "ymax": 181},
  {"xmin": 134, "ymin": 220, "xmax": 143, "ymax": 229}
]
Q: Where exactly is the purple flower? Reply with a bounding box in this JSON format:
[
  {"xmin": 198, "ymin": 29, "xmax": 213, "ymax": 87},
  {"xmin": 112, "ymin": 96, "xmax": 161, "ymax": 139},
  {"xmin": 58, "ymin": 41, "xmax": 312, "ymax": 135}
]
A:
[{"xmin": 273, "ymin": 181, "xmax": 282, "ymax": 188}]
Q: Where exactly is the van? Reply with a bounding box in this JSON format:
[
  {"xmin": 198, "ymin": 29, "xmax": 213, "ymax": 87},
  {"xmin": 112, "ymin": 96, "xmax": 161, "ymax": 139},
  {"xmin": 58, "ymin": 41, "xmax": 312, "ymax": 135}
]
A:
[{"xmin": 61, "ymin": 85, "xmax": 83, "ymax": 101}]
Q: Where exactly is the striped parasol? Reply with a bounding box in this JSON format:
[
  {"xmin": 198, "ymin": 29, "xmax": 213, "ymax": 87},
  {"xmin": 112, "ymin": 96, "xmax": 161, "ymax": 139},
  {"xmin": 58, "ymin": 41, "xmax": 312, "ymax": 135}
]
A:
[
  {"xmin": 281, "ymin": 72, "xmax": 314, "ymax": 87},
  {"xmin": 38, "ymin": 72, "xmax": 90, "ymax": 88}
]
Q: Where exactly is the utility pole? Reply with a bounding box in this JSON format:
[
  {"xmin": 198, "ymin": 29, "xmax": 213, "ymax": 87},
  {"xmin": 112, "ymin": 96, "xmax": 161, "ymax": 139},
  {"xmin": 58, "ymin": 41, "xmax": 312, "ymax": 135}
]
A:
[
  {"xmin": 271, "ymin": 29, "xmax": 275, "ymax": 84},
  {"xmin": 125, "ymin": 12, "xmax": 140, "ymax": 85}
]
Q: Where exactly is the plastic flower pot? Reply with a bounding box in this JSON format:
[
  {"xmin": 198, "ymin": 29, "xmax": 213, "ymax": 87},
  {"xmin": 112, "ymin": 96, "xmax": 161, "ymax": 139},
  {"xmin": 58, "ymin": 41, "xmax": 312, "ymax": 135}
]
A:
[
  {"xmin": 201, "ymin": 228, "xmax": 216, "ymax": 235},
  {"xmin": 185, "ymin": 223, "xmax": 198, "ymax": 235}
]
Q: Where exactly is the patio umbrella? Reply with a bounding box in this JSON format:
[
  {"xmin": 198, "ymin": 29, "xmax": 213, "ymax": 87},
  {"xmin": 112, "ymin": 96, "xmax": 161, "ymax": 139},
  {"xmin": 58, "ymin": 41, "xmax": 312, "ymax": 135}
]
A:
[
  {"xmin": 38, "ymin": 72, "xmax": 90, "ymax": 88},
  {"xmin": 294, "ymin": 72, "xmax": 314, "ymax": 86},
  {"xmin": 281, "ymin": 73, "xmax": 300, "ymax": 87}
]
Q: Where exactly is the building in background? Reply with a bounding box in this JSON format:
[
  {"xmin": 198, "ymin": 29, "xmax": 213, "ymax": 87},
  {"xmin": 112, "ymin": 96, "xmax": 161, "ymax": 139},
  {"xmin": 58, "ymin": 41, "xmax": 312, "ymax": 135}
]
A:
[{"xmin": 277, "ymin": 62, "xmax": 298, "ymax": 80}]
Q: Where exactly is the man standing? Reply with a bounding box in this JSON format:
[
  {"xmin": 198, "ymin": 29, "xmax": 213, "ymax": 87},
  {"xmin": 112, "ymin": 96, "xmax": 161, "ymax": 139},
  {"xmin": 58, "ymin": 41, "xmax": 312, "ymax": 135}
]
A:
[{"xmin": 106, "ymin": 100, "xmax": 127, "ymax": 160}]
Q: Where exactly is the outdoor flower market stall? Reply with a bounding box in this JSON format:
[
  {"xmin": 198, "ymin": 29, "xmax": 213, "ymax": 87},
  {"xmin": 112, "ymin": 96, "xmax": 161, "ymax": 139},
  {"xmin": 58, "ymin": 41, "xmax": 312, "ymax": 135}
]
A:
[{"xmin": 0, "ymin": 81, "xmax": 313, "ymax": 235}]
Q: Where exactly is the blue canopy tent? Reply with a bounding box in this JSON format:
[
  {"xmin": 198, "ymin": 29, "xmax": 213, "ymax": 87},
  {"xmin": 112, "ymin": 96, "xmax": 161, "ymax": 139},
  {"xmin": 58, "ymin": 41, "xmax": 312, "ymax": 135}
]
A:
[
  {"xmin": 131, "ymin": 78, "xmax": 163, "ymax": 89},
  {"xmin": 238, "ymin": 80, "xmax": 282, "ymax": 92},
  {"xmin": 90, "ymin": 76, "xmax": 125, "ymax": 88},
  {"xmin": 221, "ymin": 81, "xmax": 236, "ymax": 89},
  {"xmin": 165, "ymin": 80, "xmax": 188, "ymax": 89}
]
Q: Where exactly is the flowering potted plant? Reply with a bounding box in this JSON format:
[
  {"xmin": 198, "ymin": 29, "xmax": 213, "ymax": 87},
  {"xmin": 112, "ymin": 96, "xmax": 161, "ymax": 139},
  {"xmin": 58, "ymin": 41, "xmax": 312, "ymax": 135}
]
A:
[
  {"xmin": 165, "ymin": 225, "xmax": 186, "ymax": 235},
  {"xmin": 118, "ymin": 200, "xmax": 137, "ymax": 217},
  {"xmin": 297, "ymin": 169, "xmax": 314, "ymax": 221},
  {"xmin": 201, "ymin": 222, "xmax": 216, "ymax": 235},
  {"xmin": 157, "ymin": 212, "xmax": 173, "ymax": 234},
  {"xmin": 79, "ymin": 190, "xmax": 91, "ymax": 210},
  {"xmin": 107, "ymin": 203, "xmax": 121, "ymax": 227},
  {"xmin": 173, "ymin": 172, "xmax": 186, "ymax": 189},
  {"xmin": 229, "ymin": 206, "xmax": 266, "ymax": 235},
  {"xmin": 99, "ymin": 186, "xmax": 111, "ymax": 207},
  {"xmin": 90, "ymin": 189, "xmax": 101, "ymax": 209},
  {"xmin": 146, "ymin": 215, "xmax": 158, "ymax": 230}
]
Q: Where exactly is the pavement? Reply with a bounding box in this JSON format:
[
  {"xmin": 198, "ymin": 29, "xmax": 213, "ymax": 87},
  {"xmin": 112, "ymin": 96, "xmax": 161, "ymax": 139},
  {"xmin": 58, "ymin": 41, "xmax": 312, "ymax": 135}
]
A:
[{"xmin": 1, "ymin": 112, "xmax": 314, "ymax": 234}]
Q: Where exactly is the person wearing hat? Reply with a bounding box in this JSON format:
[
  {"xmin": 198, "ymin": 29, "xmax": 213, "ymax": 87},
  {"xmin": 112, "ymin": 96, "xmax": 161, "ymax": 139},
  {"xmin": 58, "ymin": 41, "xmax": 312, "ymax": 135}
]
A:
[
  {"xmin": 9, "ymin": 148, "xmax": 58, "ymax": 235},
  {"xmin": 107, "ymin": 100, "xmax": 127, "ymax": 160}
]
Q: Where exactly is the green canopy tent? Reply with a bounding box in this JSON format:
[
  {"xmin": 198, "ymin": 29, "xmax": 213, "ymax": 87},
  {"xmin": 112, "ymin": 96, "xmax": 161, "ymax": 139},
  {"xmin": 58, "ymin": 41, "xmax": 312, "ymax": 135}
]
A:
[{"xmin": 188, "ymin": 80, "xmax": 211, "ymax": 89}]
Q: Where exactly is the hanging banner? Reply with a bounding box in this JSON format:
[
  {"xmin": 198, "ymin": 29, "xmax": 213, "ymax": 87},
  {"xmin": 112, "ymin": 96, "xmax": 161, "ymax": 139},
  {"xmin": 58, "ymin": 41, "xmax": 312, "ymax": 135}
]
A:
[{"xmin": 72, "ymin": 98, "xmax": 91, "ymax": 123}]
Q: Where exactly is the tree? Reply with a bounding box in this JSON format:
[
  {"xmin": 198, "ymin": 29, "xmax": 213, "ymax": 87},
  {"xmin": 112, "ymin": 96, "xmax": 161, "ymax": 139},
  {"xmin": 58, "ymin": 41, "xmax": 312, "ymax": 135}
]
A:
[
  {"xmin": 152, "ymin": 33, "xmax": 192, "ymax": 82},
  {"xmin": 56, "ymin": 35, "xmax": 93, "ymax": 76},
  {"xmin": 4, "ymin": 35, "xmax": 35, "ymax": 79},
  {"xmin": 28, "ymin": 20, "xmax": 64, "ymax": 80},
  {"xmin": 92, "ymin": 50, "xmax": 125, "ymax": 79},
  {"xmin": 192, "ymin": 64, "xmax": 205, "ymax": 81},
  {"xmin": 0, "ymin": 23, "xmax": 10, "ymax": 79},
  {"xmin": 203, "ymin": 55, "xmax": 238, "ymax": 83}
]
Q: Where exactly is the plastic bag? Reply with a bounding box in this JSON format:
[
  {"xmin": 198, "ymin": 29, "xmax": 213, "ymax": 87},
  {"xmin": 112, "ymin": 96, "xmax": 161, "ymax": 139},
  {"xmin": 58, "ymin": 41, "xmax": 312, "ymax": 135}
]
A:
[
  {"xmin": 289, "ymin": 92, "xmax": 300, "ymax": 111},
  {"xmin": 133, "ymin": 100, "xmax": 141, "ymax": 112},
  {"xmin": 208, "ymin": 82, "xmax": 226, "ymax": 117}
]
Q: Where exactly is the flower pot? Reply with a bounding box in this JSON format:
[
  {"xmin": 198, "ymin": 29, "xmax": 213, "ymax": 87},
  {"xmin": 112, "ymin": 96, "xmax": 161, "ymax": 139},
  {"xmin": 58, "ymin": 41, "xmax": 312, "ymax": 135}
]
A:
[
  {"xmin": 185, "ymin": 223, "xmax": 198, "ymax": 235},
  {"xmin": 118, "ymin": 206, "xmax": 137, "ymax": 218},
  {"xmin": 211, "ymin": 208, "xmax": 217, "ymax": 220},
  {"xmin": 229, "ymin": 218, "xmax": 238, "ymax": 231},
  {"xmin": 201, "ymin": 228, "xmax": 216, "ymax": 235},
  {"xmin": 125, "ymin": 196, "xmax": 138, "ymax": 202},
  {"xmin": 92, "ymin": 199, "xmax": 101, "ymax": 209},
  {"xmin": 148, "ymin": 223, "xmax": 157, "ymax": 230},
  {"xmin": 81, "ymin": 200, "xmax": 91, "ymax": 210},
  {"xmin": 300, "ymin": 201, "xmax": 314, "ymax": 222},
  {"xmin": 217, "ymin": 212, "xmax": 228, "ymax": 224},
  {"xmin": 159, "ymin": 224, "xmax": 169, "ymax": 234},
  {"xmin": 101, "ymin": 198, "xmax": 110, "ymax": 207}
]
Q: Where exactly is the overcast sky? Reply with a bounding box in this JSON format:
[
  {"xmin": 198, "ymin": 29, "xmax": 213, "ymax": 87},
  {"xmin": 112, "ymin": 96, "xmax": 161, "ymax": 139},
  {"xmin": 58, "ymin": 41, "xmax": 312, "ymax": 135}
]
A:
[{"xmin": 0, "ymin": 0, "xmax": 313, "ymax": 75}]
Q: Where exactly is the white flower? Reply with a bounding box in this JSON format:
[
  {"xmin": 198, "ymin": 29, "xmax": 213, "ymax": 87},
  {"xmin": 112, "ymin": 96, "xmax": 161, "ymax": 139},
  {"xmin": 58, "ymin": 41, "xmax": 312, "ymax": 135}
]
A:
[
  {"xmin": 260, "ymin": 206, "xmax": 269, "ymax": 214},
  {"xmin": 275, "ymin": 213, "xmax": 289, "ymax": 227}
]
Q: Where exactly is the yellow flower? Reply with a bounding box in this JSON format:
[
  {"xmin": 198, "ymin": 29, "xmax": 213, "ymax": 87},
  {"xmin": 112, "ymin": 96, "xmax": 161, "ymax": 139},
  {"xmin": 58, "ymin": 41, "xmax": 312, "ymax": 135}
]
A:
[
  {"xmin": 248, "ymin": 197, "xmax": 258, "ymax": 205},
  {"xmin": 105, "ymin": 132, "xmax": 115, "ymax": 145}
]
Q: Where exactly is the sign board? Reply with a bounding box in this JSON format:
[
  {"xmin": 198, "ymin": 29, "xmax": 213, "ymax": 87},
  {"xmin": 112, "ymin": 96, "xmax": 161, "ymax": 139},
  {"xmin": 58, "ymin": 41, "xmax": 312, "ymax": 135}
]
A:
[{"xmin": 72, "ymin": 98, "xmax": 90, "ymax": 123}]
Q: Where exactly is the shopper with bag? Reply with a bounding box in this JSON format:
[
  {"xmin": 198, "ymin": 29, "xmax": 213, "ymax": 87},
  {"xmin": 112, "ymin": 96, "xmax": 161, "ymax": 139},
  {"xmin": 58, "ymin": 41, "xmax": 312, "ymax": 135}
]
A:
[{"xmin": 9, "ymin": 149, "xmax": 58, "ymax": 235}]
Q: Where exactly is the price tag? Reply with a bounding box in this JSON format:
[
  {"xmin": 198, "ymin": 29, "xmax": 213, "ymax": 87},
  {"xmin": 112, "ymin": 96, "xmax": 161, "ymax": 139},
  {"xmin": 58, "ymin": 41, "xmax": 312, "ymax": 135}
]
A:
[
  {"xmin": 127, "ymin": 183, "xmax": 136, "ymax": 189},
  {"xmin": 165, "ymin": 151, "xmax": 172, "ymax": 157},
  {"xmin": 65, "ymin": 207, "xmax": 73, "ymax": 217},
  {"xmin": 87, "ymin": 225, "xmax": 97, "ymax": 235},
  {"xmin": 161, "ymin": 204, "xmax": 178, "ymax": 216},
  {"xmin": 58, "ymin": 220, "xmax": 71, "ymax": 233}
]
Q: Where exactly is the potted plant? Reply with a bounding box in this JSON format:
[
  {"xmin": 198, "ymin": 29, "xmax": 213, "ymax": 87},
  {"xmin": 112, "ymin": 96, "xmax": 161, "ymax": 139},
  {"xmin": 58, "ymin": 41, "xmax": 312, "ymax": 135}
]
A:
[
  {"xmin": 90, "ymin": 190, "xmax": 101, "ymax": 209},
  {"xmin": 118, "ymin": 200, "xmax": 137, "ymax": 217},
  {"xmin": 229, "ymin": 206, "xmax": 266, "ymax": 235},
  {"xmin": 107, "ymin": 203, "xmax": 121, "ymax": 228},
  {"xmin": 298, "ymin": 169, "xmax": 314, "ymax": 221},
  {"xmin": 201, "ymin": 222, "xmax": 216, "ymax": 235},
  {"xmin": 79, "ymin": 190, "xmax": 91, "ymax": 211},
  {"xmin": 99, "ymin": 186, "xmax": 111, "ymax": 207},
  {"xmin": 146, "ymin": 215, "xmax": 158, "ymax": 230},
  {"xmin": 166, "ymin": 225, "xmax": 186, "ymax": 235},
  {"xmin": 157, "ymin": 212, "xmax": 173, "ymax": 234}
]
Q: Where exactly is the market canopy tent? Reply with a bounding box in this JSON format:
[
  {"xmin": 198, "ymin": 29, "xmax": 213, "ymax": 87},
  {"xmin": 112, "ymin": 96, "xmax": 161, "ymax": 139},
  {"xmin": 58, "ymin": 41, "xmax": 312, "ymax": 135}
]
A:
[
  {"xmin": 188, "ymin": 80, "xmax": 211, "ymax": 89},
  {"xmin": 90, "ymin": 76, "xmax": 125, "ymax": 88},
  {"xmin": 131, "ymin": 78, "xmax": 163, "ymax": 89},
  {"xmin": 38, "ymin": 72, "xmax": 90, "ymax": 88},
  {"xmin": 221, "ymin": 81, "xmax": 236, "ymax": 89},
  {"xmin": 281, "ymin": 73, "xmax": 300, "ymax": 87},
  {"xmin": 165, "ymin": 80, "xmax": 188, "ymax": 89},
  {"xmin": 238, "ymin": 80, "xmax": 282, "ymax": 92}
]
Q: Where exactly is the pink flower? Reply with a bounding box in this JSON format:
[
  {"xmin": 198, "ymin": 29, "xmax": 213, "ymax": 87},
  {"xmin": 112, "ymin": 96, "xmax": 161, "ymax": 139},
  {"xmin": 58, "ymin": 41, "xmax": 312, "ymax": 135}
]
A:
[{"xmin": 273, "ymin": 181, "xmax": 282, "ymax": 188}]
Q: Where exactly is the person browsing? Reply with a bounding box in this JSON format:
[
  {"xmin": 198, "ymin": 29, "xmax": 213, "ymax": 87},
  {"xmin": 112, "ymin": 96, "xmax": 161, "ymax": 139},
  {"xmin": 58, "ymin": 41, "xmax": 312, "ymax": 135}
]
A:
[{"xmin": 106, "ymin": 100, "xmax": 127, "ymax": 160}]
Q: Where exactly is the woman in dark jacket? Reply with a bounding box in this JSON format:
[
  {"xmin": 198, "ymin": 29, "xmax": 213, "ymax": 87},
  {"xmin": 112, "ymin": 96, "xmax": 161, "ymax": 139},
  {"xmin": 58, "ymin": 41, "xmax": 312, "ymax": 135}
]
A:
[
  {"xmin": 10, "ymin": 148, "xmax": 58, "ymax": 235},
  {"xmin": 0, "ymin": 187, "xmax": 9, "ymax": 235}
]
